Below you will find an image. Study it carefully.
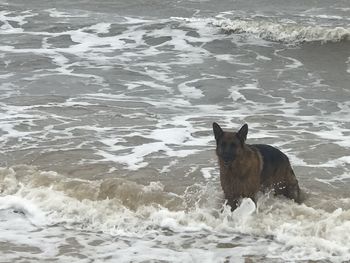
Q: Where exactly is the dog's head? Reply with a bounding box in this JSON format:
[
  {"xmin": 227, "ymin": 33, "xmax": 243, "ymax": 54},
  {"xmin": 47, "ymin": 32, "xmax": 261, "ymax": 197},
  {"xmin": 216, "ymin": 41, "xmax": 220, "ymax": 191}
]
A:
[{"xmin": 212, "ymin": 122, "xmax": 248, "ymax": 166}]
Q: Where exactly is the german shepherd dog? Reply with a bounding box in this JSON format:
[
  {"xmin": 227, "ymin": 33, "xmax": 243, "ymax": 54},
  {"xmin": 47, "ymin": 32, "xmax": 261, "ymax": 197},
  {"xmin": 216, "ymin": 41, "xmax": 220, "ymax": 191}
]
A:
[{"xmin": 213, "ymin": 122, "xmax": 301, "ymax": 210}]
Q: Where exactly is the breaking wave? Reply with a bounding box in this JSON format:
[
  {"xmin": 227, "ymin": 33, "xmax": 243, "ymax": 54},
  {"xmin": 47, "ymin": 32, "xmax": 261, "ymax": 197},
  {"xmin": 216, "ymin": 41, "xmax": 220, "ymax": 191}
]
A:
[
  {"xmin": 212, "ymin": 18, "xmax": 350, "ymax": 44},
  {"xmin": 1, "ymin": 166, "xmax": 350, "ymax": 262},
  {"xmin": 186, "ymin": 15, "xmax": 350, "ymax": 44}
]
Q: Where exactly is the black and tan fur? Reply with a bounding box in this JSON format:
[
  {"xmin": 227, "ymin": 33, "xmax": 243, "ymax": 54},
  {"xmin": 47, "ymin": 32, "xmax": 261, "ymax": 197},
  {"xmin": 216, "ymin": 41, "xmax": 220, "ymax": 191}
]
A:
[{"xmin": 213, "ymin": 122, "xmax": 301, "ymax": 210}]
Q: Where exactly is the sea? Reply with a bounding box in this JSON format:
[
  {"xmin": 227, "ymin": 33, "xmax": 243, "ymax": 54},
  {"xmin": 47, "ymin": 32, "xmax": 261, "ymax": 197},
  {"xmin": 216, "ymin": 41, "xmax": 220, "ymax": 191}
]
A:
[{"xmin": 0, "ymin": 0, "xmax": 350, "ymax": 262}]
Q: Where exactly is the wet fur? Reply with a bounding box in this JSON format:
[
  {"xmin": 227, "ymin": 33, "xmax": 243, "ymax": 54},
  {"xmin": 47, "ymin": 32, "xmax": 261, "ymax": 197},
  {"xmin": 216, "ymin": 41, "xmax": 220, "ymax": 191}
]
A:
[{"xmin": 213, "ymin": 122, "xmax": 301, "ymax": 210}]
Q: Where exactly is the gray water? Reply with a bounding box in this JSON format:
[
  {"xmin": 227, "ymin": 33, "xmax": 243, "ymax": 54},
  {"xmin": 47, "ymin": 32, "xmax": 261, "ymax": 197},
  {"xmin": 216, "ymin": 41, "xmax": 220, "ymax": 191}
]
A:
[{"xmin": 0, "ymin": 0, "xmax": 350, "ymax": 262}]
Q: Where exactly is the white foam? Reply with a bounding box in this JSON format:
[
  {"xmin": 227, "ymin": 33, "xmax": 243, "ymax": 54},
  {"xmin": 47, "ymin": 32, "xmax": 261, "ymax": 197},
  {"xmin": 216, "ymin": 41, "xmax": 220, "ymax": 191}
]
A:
[
  {"xmin": 200, "ymin": 167, "xmax": 217, "ymax": 179},
  {"xmin": 0, "ymin": 167, "xmax": 350, "ymax": 262},
  {"xmin": 228, "ymin": 87, "xmax": 246, "ymax": 102},
  {"xmin": 0, "ymin": 73, "xmax": 14, "ymax": 79},
  {"xmin": 45, "ymin": 8, "xmax": 89, "ymax": 18},
  {"xmin": 0, "ymin": 11, "xmax": 34, "ymax": 38},
  {"xmin": 130, "ymin": 81, "xmax": 173, "ymax": 93},
  {"xmin": 178, "ymin": 81, "xmax": 204, "ymax": 99},
  {"xmin": 88, "ymin": 23, "xmax": 112, "ymax": 34},
  {"xmin": 0, "ymin": 167, "xmax": 19, "ymax": 195},
  {"xmin": 211, "ymin": 18, "xmax": 350, "ymax": 43},
  {"xmin": 316, "ymin": 173, "xmax": 350, "ymax": 184},
  {"xmin": 256, "ymin": 54, "xmax": 271, "ymax": 61},
  {"xmin": 311, "ymin": 156, "xmax": 350, "ymax": 168},
  {"xmin": 150, "ymin": 128, "xmax": 190, "ymax": 145},
  {"xmin": 313, "ymin": 129, "xmax": 350, "ymax": 148}
]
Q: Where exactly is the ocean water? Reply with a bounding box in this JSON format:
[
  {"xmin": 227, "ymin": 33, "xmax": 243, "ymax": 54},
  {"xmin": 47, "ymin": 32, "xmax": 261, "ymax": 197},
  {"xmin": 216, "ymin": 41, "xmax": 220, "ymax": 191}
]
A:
[{"xmin": 0, "ymin": 0, "xmax": 350, "ymax": 262}]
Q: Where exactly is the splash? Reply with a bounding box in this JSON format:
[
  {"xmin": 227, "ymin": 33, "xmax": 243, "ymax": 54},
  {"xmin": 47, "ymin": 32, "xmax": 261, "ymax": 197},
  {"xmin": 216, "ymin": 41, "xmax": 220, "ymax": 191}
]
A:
[{"xmin": 0, "ymin": 166, "xmax": 350, "ymax": 262}]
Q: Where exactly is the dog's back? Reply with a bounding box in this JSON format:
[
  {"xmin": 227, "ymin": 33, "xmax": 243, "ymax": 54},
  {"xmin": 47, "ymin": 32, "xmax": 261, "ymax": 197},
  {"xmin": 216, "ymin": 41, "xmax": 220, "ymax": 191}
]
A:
[{"xmin": 252, "ymin": 144, "xmax": 301, "ymax": 203}]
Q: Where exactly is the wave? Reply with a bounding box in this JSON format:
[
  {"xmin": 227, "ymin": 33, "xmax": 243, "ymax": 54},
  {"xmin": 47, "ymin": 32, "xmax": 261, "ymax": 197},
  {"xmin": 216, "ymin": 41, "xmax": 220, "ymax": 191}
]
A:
[
  {"xmin": 0, "ymin": 166, "xmax": 218, "ymax": 233},
  {"xmin": 212, "ymin": 18, "xmax": 350, "ymax": 44},
  {"xmin": 1, "ymin": 166, "xmax": 350, "ymax": 261}
]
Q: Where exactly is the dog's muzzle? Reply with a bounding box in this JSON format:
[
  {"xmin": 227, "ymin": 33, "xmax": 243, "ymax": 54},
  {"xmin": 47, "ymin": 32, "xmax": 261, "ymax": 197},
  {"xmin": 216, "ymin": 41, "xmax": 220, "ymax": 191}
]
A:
[{"xmin": 222, "ymin": 155, "xmax": 234, "ymax": 166}]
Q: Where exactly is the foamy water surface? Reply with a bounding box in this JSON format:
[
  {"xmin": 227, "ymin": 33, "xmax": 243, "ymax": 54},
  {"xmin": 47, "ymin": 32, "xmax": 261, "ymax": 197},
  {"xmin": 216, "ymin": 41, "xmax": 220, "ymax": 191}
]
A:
[{"xmin": 0, "ymin": 0, "xmax": 350, "ymax": 262}]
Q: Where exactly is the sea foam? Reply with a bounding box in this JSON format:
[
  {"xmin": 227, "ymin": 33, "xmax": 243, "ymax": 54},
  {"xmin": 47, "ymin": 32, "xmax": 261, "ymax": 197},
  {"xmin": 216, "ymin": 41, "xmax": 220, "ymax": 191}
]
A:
[
  {"xmin": 212, "ymin": 18, "xmax": 350, "ymax": 44},
  {"xmin": 0, "ymin": 166, "xmax": 350, "ymax": 262}
]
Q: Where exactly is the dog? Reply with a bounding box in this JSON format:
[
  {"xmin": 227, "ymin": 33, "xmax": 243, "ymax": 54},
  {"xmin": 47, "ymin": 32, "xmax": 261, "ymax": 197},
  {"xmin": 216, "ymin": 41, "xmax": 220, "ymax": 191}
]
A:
[{"xmin": 213, "ymin": 122, "xmax": 301, "ymax": 210}]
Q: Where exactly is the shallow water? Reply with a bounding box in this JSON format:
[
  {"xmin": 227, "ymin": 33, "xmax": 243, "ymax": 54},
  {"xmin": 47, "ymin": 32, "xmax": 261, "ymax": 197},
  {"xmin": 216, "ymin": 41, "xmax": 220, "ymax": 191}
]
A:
[{"xmin": 0, "ymin": 0, "xmax": 350, "ymax": 262}]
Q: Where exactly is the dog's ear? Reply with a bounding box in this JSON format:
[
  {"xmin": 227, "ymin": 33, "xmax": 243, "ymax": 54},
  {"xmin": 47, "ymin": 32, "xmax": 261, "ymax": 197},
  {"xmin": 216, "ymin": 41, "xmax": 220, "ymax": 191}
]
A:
[
  {"xmin": 237, "ymin": 124, "xmax": 248, "ymax": 144},
  {"xmin": 213, "ymin": 122, "xmax": 224, "ymax": 141}
]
